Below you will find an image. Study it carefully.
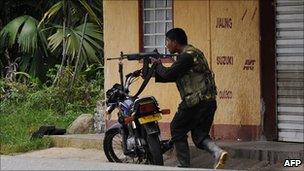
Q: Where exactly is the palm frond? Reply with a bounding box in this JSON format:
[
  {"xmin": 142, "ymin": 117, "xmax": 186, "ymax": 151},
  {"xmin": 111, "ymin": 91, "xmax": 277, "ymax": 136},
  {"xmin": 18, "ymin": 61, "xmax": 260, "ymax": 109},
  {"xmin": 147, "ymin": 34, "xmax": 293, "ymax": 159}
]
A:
[
  {"xmin": 0, "ymin": 15, "xmax": 48, "ymax": 56},
  {"xmin": 38, "ymin": 1, "xmax": 63, "ymax": 27},
  {"xmin": 0, "ymin": 16, "xmax": 28, "ymax": 47},
  {"xmin": 75, "ymin": 23, "xmax": 103, "ymax": 40},
  {"xmin": 18, "ymin": 16, "xmax": 39, "ymax": 54},
  {"xmin": 78, "ymin": 0, "xmax": 102, "ymax": 28},
  {"xmin": 47, "ymin": 23, "xmax": 102, "ymax": 65}
]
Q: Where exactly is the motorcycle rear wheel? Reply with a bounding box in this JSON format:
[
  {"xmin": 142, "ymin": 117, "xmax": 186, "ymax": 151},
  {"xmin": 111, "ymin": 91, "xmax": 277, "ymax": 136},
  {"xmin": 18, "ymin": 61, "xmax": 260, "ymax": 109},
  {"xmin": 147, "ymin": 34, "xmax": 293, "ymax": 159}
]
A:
[{"xmin": 146, "ymin": 133, "xmax": 164, "ymax": 165}]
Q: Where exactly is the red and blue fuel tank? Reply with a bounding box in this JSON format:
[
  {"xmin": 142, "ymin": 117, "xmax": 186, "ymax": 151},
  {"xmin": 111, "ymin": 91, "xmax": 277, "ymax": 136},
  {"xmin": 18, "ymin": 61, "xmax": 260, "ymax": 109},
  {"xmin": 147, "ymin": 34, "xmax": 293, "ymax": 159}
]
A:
[{"xmin": 119, "ymin": 98, "xmax": 134, "ymax": 116}]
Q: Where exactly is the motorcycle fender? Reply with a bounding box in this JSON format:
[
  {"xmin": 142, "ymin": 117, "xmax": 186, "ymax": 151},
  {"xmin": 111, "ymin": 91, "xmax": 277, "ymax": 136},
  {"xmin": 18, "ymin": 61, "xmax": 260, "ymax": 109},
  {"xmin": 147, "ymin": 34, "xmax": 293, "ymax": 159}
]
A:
[
  {"xmin": 143, "ymin": 122, "xmax": 160, "ymax": 135},
  {"xmin": 105, "ymin": 122, "xmax": 122, "ymax": 135}
]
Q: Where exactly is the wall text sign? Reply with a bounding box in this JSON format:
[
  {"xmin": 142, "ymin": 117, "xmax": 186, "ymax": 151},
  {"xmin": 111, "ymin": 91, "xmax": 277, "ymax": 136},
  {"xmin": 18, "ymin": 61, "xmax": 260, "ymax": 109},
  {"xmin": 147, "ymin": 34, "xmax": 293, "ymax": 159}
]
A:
[
  {"xmin": 216, "ymin": 56, "xmax": 234, "ymax": 65},
  {"xmin": 243, "ymin": 59, "xmax": 256, "ymax": 70},
  {"xmin": 216, "ymin": 18, "xmax": 232, "ymax": 29}
]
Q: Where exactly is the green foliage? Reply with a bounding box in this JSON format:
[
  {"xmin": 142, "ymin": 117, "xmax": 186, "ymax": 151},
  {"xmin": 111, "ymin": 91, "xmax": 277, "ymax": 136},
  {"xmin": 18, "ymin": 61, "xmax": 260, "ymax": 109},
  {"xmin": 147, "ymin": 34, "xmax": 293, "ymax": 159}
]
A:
[
  {"xmin": 0, "ymin": 0, "xmax": 104, "ymax": 155},
  {"xmin": 39, "ymin": 1, "xmax": 64, "ymax": 26},
  {"xmin": 0, "ymin": 104, "xmax": 70, "ymax": 155},
  {"xmin": 0, "ymin": 15, "xmax": 48, "ymax": 56},
  {"xmin": 39, "ymin": 0, "xmax": 102, "ymax": 28},
  {"xmin": 0, "ymin": 65, "xmax": 104, "ymax": 154},
  {"xmin": 0, "ymin": 15, "xmax": 49, "ymax": 79},
  {"xmin": 1, "ymin": 138, "xmax": 53, "ymax": 155},
  {"xmin": 0, "ymin": 0, "xmax": 103, "ymax": 82},
  {"xmin": 48, "ymin": 23, "xmax": 103, "ymax": 67}
]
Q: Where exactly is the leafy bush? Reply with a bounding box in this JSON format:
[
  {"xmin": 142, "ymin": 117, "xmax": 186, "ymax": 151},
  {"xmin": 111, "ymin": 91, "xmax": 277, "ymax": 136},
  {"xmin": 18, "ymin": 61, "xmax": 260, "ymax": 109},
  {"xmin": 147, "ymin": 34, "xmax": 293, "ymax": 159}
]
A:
[{"xmin": 0, "ymin": 65, "xmax": 103, "ymax": 154}]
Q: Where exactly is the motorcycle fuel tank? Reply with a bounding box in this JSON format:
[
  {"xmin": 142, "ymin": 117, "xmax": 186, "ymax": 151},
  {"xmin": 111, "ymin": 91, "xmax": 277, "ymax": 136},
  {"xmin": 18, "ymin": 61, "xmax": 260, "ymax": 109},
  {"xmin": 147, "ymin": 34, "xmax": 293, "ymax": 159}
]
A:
[{"xmin": 120, "ymin": 99, "xmax": 134, "ymax": 116}]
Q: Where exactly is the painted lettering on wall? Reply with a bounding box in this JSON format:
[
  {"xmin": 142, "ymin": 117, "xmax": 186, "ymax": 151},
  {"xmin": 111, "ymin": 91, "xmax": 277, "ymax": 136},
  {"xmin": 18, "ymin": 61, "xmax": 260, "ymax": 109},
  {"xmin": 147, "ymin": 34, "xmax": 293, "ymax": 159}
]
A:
[
  {"xmin": 216, "ymin": 56, "xmax": 233, "ymax": 65},
  {"xmin": 219, "ymin": 90, "xmax": 233, "ymax": 99},
  {"xmin": 216, "ymin": 18, "xmax": 232, "ymax": 29},
  {"xmin": 243, "ymin": 59, "xmax": 256, "ymax": 70}
]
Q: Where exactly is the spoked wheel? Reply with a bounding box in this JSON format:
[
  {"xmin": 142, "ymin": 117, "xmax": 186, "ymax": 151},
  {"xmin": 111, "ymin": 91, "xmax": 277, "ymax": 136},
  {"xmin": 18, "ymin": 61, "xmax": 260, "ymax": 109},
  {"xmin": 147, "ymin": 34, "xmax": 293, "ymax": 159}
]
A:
[{"xmin": 103, "ymin": 128, "xmax": 148, "ymax": 164}]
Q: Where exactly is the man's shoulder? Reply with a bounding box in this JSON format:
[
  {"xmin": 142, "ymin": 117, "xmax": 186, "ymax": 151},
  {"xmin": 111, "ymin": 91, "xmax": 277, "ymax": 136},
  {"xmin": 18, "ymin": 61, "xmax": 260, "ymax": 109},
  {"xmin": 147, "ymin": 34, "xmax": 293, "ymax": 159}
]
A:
[
  {"xmin": 176, "ymin": 52, "xmax": 194, "ymax": 65},
  {"xmin": 183, "ymin": 45, "xmax": 203, "ymax": 56}
]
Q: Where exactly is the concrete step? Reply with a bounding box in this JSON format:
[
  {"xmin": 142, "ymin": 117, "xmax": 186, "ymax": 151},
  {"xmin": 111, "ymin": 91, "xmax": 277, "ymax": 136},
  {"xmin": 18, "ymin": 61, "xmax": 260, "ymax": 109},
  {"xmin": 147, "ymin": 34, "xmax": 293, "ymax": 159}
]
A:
[
  {"xmin": 49, "ymin": 134, "xmax": 104, "ymax": 150},
  {"xmin": 48, "ymin": 134, "xmax": 304, "ymax": 166}
]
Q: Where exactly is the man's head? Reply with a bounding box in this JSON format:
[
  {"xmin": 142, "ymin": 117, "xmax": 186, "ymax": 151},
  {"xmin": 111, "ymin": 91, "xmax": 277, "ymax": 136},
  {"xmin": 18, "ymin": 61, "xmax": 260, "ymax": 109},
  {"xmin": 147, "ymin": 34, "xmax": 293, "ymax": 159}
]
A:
[{"xmin": 165, "ymin": 28, "xmax": 188, "ymax": 54}]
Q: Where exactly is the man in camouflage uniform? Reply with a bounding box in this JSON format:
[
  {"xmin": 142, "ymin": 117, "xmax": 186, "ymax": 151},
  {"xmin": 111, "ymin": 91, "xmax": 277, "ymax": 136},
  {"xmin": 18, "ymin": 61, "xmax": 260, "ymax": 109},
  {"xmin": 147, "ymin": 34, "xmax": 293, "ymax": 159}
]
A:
[{"xmin": 152, "ymin": 28, "xmax": 228, "ymax": 169}]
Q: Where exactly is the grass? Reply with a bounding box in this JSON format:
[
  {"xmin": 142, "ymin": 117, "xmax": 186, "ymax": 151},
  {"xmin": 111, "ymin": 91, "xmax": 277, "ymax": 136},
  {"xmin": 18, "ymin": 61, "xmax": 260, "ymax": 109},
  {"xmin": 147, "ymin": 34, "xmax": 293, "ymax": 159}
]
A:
[
  {"xmin": 0, "ymin": 68, "xmax": 102, "ymax": 155},
  {"xmin": 0, "ymin": 103, "xmax": 81, "ymax": 155},
  {"xmin": 0, "ymin": 86, "xmax": 99, "ymax": 155}
]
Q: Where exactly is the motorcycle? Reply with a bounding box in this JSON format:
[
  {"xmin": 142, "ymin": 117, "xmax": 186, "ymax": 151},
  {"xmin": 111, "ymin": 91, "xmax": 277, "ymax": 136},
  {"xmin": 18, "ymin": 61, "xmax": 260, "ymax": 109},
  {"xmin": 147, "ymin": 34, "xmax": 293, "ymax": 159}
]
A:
[{"xmin": 103, "ymin": 51, "xmax": 175, "ymax": 165}]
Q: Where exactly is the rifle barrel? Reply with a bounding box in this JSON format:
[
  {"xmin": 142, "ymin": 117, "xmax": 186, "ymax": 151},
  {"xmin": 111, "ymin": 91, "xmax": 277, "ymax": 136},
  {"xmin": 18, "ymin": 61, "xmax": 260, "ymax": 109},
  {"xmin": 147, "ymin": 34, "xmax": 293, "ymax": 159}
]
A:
[{"xmin": 106, "ymin": 57, "xmax": 128, "ymax": 60}]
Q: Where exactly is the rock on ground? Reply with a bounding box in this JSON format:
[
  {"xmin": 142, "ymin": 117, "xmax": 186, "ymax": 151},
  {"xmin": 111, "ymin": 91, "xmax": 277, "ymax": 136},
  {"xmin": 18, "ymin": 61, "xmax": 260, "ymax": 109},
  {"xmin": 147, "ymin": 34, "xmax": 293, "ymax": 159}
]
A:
[{"xmin": 67, "ymin": 114, "xmax": 94, "ymax": 134}]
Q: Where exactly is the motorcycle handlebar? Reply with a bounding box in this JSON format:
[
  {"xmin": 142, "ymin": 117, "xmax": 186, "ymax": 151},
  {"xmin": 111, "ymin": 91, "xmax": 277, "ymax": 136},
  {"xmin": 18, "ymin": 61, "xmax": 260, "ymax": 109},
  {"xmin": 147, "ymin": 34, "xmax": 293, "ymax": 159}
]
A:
[{"xmin": 106, "ymin": 104, "xmax": 116, "ymax": 115}]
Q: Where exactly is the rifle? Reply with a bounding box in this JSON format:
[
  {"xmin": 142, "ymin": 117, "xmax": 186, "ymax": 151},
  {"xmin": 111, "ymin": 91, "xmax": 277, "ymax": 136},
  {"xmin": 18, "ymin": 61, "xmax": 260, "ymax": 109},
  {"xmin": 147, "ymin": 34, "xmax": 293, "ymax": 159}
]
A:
[
  {"xmin": 107, "ymin": 50, "xmax": 177, "ymax": 78},
  {"xmin": 107, "ymin": 49, "xmax": 177, "ymax": 61},
  {"xmin": 106, "ymin": 50, "xmax": 178, "ymax": 97}
]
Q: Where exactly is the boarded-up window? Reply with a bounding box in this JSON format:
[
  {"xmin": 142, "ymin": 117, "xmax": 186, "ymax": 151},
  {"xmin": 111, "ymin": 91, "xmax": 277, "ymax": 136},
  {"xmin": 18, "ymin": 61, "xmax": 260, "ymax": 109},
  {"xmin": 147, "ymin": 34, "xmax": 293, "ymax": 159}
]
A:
[{"xmin": 142, "ymin": 0, "xmax": 173, "ymax": 54}]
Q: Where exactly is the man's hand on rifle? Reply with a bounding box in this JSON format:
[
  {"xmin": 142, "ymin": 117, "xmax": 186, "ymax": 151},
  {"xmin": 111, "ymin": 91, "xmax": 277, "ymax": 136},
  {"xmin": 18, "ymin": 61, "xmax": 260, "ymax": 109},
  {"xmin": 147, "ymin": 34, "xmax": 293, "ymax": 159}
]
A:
[{"xmin": 150, "ymin": 57, "xmax": 161, "ymax": 64}]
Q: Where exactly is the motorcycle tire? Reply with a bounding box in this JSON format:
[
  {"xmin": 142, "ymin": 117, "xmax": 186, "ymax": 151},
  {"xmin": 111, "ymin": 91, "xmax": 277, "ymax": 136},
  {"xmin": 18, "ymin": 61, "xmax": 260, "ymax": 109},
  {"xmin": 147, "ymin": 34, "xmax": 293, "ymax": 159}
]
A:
[
  {"xmin": 146, "ymin": 133, "xmax": 164, "ymax": 165},
  {"xmin": 103, "ymin": 128, "xmax": 122, "ymax": 162}
]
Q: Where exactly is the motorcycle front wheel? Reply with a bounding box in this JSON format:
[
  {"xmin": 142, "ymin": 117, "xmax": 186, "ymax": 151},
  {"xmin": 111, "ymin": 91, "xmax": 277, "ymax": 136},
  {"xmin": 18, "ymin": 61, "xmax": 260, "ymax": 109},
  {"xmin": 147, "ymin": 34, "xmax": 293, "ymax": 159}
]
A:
[
  {"xmin": 103, "ymin": 128, "xmax": 147, "ymax": 164},
  {"xmin": 103, "ymin": 128, "xmax": 123, "ymax": 162}
]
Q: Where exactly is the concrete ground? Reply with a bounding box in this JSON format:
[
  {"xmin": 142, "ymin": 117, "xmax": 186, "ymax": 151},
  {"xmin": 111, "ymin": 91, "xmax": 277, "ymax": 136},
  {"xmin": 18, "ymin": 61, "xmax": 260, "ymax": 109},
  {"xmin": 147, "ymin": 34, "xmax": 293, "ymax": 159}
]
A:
[
  {"xmin": 1, "ymin": 134, "xmax": 303, "ymax": 170},
  {"xmin": 1, "ymin": 148, "xmax": 230, "ymax": 170},
  {"xmin": 0, "ymin": 154, "xmax": 215, "ymax": 171},
  {"xmin": 17, "ymin": 147, "xmax": 107, "ymax": 162},
  {"xmin": 2, "ymin": 147, "xmax": 302, "ymax": 170},
  {"xmin": 49, "ymin": 134, "xmax": 304, "ymax": 166}
]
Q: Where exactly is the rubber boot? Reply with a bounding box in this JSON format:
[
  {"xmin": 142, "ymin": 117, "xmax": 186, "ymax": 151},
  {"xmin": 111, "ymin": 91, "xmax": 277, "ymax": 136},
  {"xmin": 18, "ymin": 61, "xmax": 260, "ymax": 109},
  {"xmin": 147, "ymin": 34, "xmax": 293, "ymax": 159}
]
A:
[
  {"xmin": 202, "ymin": 138, "xmax": 228, "ymax": 169},
  {"xmin": 174, "ymin": 140, "xmax": 190, "ymax": 167},
  {"xmin": 161, "ymin": 139, "xmax": 173, "ymax": 154}
]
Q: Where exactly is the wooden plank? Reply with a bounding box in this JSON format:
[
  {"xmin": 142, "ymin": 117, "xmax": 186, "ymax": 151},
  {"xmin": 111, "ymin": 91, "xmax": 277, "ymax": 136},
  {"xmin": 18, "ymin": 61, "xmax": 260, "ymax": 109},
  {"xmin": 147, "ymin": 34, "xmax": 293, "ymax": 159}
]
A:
[
  {"xmin": 279, "ymin": 131, "xmax": 304, "ymax": 139},
  {"xmin": 278, "ymin": 97, "xmax": 304, "ymax": 105},
  {"xmin": 276, "ymin": 5, "xmax": 304, "ymax": 12},
  {"xmin": 278, "ymin": 123, "xmax": 304, "ymax": 130},
  {"xmin": 278, "ymin": 115, "xmax": 304, "ymax": 121},
  {"xmin": 277, "ymin": 39, "xmax": 304, "ymax": 45},
  {"xmin": 277, "ymin": 47, "xmax": 304, "ymax": 54},
  {"xmin": 277, "ymin": 30, "xmax": 304, "ymax": 38},
  {"xmin": 278, "ymin": 89, "xmax": 304, "ymax": 96},
  {"xmin": 277, "ymin": 63, "xmax": 304, "ymax": 70},
  {"xmin": 276, "ymin": 13, "xmax": 304, "ymax": 20},
  {"xmin": 278, "ymin": 137, "xmax": 304, "ymax": 142},
  {"xmin": 276, "ymin": 22, "xmax": 304, "ymax": 29},
  {"xmin": 278, "ymin": 106, "xmax": 304, "ymax": 113},
  {"xmin": 277, "ymin": 56, "xmax": 304, "ymax": 62},
  {"xmin": 277, "ymin": 0, "xmax": 304, "ymax": 6},
  {"xmin": 277, "ymin": 72, "xmax": 304, "ymax": 80},
  {"xmin": 278, "ymin": 131, "xmax": 304, "ymax": 143}
]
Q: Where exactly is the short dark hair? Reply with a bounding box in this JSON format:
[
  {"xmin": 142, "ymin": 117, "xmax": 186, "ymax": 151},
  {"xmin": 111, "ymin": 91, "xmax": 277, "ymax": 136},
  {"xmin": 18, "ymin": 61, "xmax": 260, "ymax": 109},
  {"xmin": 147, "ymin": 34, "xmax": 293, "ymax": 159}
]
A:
[{"xmin": 165, "ymin": 28, "xmax": 188, "ymax": 45}]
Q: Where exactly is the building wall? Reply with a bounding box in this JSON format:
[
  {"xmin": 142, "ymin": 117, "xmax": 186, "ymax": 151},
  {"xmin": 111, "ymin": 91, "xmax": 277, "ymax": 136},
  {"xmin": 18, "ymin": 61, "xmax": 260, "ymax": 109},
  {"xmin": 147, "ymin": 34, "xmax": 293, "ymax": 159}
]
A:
[
  {"xmin": 104, "ymin": 0, "xmax": 180, "ymax": 124},
  {"xmin": 104, "ymin": 0, "xmax": 140, "ymax": 92},
  {"xmin": 104, "ymin": 0, "xmax": 261, "ymax": 140}
]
